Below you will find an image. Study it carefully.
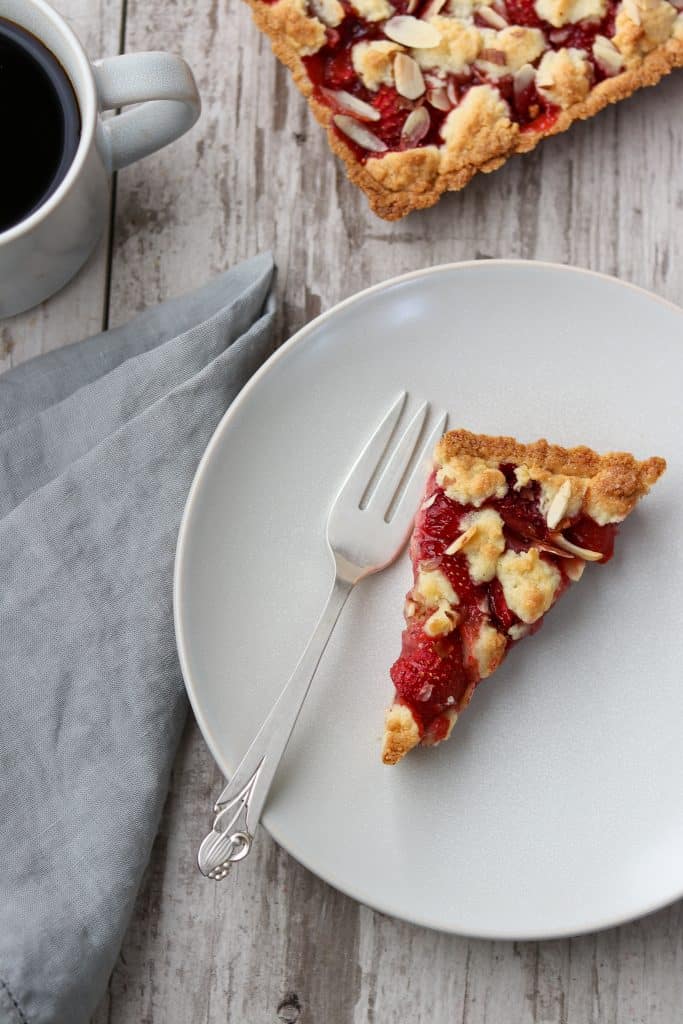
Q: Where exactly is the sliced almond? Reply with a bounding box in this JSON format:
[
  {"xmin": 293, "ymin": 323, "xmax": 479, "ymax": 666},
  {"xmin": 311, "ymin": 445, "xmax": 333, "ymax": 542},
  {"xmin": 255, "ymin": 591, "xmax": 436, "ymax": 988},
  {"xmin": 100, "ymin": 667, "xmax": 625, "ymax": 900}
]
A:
[
  {"xmin": 333, "ymin": 114, "xmax": 388, "ymax": 151},
  {"xmin": 406, "ymin": 0, "xmax": 419, "ymax": 11},
  {"xmin": 401, "ymin": 105, "xmax": 430, "ymax": 145},
  {"xmin": 477, "ymin": 5, "xmax": 509, "ymax": 27},
  {"xmin": 548, "ymin": 26, "xmax": 571, "ymax": 43},
  {"xmin": 551, "ymin": 533, "xmax": 603, "ymax": 561},
  {"xmin": 444, "ymin": 524, "xmax": 478, "ymax": 555},
  {"xmin": 546, "ymin": 479, "xmax": 572, "ymax": 530},
  {"xmin": 384, "ymin": 14, "xmax": 441, "ymax": 47},
  {"xmin": 420, "ymin": 0, "xmax": 447, "ymax": 17},
  {"xmin": 622, "ymin": 0, "xmax": 641, "ymax": 23},
  {"xmin": 446, "ymin": 78, "xmax": 459, "ymax": 106},
  {"xmin": 532, "ymin": 539, "xmax": 573, "ymax": 558},
  {"xmin": 421, "ymin": 493, "xmax": 437, "ymax": 510},
  {"xmin": 592, "ymin": 34, "xmax": 624, "ymax": 75},
  {"xmin": 564, "ymin": 557, "xmax": 585, "ymax": 582},
  {"xmin": 394, "ymin": 52, "xmax": 426, "ymax": 98},
  {"xmin": 321, "ymin": 88, "xmax": 381, "ymax": 121},
  {"xmin": 310, "ymin": 0, "xmax": 344, "ymax": 25},
  {"xmin": 427, "ymin": 86, "xmax": 451, "ymax": 110},
  {"xmin": 513, "ymin": 62, "xmax": 536, "ymax": 98},
  {"xmin": 404, "ymin": 598, "xmax": 418, "ymax": 618},
  {"xmin": 424, "ymin": 71, "xmax": 446, "ymax": 87}
]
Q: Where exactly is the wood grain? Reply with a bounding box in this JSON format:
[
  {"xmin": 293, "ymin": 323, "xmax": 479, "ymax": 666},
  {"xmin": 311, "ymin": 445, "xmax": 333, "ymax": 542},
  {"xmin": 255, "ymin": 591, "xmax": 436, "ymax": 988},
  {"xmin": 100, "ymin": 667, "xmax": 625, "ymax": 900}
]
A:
[{"xmin": 5, "ymin": 0, "xmax": 683, "ymax": 1020}]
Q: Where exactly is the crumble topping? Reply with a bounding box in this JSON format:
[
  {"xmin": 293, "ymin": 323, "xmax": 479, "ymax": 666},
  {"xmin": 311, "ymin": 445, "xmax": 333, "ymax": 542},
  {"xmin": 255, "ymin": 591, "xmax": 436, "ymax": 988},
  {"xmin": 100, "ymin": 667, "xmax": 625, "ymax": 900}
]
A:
[
  {"xmin": 535, "ymin": 0, "xmax": 607, "ymax": 26},
  {"xmin": 352, "ymin": 39, "xmax": 404, "ymax": 87},
  {"xmin": 436, "ymin": 448, "xmax": 509, "ymax": 505},
  {"xmin": 447, "ymin": 508, "xmax": 506, "ymax": 582},
  {"xmin": 365, "ymin": 145, "xmax": 442, "ymax": 186},
  {"xmin": 415, "ymin": 567, "xmax": 459, "ymax": 605},
  {"xmin": 469, "ymin": 619, "xmax": 507, "ymax": 677},
  {"xmin": 439, "ymin": 83, "xmax": 519, "ymax": 170},
  {"xmin": 613, "ymin": 0, "xmax": 677, "ymax": 57},
  {"xmin": 291, "ymin": 0, "xmax": 679, "ymax": 157},
  {"xmin": 449, "ymin": 0, "xmax": 498, "ymax": 15},
  {"xmin": 535, "ymin": 47, "xmax": 592, "ymax": 106},
  {"xmin": 382, "ymin": 702, "xmax": 421, "ymax": 763},
  {"xmin": 424, "ymin": 604, "xmax": 460, "ymax": 635},
  {"xmin": 351, "ymin": 0, "xmax": 396, "ymax": 20},
  {"xmin": 496, "ymin": 547, "xmax": 562, "ymax": 623},
  {"xmin": 384, "ymin": 428, "xmax": 665, "ymax": 762},
  {"xmin": 250, "ymin": 0, "xmax": 683, "ymax": 217},
  {"xmin": 476, "ymin": 25, "xmax": 547, "ymax": 76},
  {"xmin": 310, "ymin": 0, "xmax": 346, "ymax": 24},
  {"xmin": 273, "ymin": 0, "xmax": 327, "ymax": 53},
  {"xmin": 537, "ymin": 473, "xmax": 587, "ymax": 524},
  {"xmin": 411, "ymin": 15, "xmax": 482, "ymax": 72}
]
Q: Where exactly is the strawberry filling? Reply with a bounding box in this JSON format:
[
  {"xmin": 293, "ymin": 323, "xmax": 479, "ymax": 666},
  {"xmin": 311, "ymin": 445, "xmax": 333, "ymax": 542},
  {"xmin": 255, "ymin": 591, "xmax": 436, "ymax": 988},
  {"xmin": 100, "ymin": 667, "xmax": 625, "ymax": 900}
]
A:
[
  {"xmin": 390, "ymin": 625, "xmax": 469, "ymax": 726},
  {"xmin": 390, "ymin": 467, "xmax": 620, "ymax": 740},
  {"xmin": 298, "ymin": 0, "xmax": 620, "ymax": 160},
  {"xmin": 565, "ymin": 517, "xmax": 618, "ymax": 560}
]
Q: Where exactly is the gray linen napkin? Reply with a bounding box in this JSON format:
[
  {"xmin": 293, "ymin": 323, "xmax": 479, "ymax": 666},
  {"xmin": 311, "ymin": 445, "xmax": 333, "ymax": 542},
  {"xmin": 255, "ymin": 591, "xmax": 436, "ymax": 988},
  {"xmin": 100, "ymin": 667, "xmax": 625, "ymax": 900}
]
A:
[{"xmin": 0, "ymin": 254, "xmax": 276, "ymax": 1024}]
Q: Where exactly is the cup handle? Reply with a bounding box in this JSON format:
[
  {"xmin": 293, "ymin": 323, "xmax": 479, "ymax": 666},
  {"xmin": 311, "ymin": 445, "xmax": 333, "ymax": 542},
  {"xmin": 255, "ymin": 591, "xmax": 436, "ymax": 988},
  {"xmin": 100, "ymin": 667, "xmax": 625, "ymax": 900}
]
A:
[{"xmin": 92, "ymin": 52, "xmax": 200, "ymax": 171}]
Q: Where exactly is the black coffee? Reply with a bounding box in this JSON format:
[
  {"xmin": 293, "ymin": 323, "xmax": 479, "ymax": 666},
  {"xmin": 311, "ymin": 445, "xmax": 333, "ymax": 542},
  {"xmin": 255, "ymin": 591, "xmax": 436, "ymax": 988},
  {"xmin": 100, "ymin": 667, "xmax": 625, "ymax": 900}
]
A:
[{"xmin": 0, "ymin": 17, "xmax": 80, "ymax": 232}]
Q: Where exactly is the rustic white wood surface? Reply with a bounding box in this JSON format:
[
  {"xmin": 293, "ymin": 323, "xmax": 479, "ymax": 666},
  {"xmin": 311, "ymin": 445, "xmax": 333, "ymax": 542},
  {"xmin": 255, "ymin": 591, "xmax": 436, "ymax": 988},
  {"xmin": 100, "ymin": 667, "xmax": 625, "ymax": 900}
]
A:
[{"xmin": 5, "ymin": 0, "xmax": 683, "ymax": 1018}]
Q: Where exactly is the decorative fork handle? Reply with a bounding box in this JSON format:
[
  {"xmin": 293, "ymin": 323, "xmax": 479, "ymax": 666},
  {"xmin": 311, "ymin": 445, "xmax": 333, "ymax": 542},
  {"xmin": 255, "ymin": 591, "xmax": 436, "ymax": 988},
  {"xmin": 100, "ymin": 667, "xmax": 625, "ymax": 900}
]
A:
[{"xmin": 198, "ymin": 574, "xmax": 353, "ymax": 879}]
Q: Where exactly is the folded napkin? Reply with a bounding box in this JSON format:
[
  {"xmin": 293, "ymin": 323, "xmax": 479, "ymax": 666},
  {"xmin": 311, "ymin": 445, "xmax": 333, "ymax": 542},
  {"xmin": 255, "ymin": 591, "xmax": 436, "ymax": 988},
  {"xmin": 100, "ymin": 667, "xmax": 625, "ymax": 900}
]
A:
[{"xmin": 0, "ymin": 254, "xmax": 276, "ymax": 1024}]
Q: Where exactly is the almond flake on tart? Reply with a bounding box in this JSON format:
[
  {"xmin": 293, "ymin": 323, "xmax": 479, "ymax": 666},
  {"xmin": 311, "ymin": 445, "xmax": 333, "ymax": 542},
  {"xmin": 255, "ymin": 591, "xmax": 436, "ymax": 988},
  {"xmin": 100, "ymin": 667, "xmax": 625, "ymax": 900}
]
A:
[
  {"xmin": 244, "ymin": 0, "xmax": 682, "ymax": 217},
  {"xmin": 382, "ymin": 428, "xmax": 666, "ymax": 764}
]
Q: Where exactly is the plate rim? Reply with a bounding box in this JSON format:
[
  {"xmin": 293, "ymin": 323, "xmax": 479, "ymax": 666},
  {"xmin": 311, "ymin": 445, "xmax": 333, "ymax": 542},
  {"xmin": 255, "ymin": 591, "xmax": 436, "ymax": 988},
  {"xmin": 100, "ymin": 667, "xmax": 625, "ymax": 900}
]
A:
[{"xmin": 174, "ymin": 258, "xmax": 683, "ymax": 940}]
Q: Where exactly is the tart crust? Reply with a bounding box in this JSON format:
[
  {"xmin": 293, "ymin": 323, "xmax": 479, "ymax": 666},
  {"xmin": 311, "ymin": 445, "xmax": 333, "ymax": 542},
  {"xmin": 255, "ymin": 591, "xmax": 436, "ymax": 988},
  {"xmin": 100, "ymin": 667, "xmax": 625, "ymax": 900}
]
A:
[
  {"xmin": 382, "ymin": 428, "xmax": 666, "ymax": 764},
  {"xmin": 436, "ymin": 428, "xmax": 666, "ymax": 523},
  {"xmin": 245, "ymin": 0, "xmax": 683, "ymax": 219},
  {"xmin": 382, "ymin": 701, "xmax": 423, "ymax": 764}
]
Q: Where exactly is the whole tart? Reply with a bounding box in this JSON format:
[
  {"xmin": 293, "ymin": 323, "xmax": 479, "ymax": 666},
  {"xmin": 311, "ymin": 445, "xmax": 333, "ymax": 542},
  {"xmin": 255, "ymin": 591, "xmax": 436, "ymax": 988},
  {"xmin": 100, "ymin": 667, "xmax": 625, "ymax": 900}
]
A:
[
  {"xmin": 244, "ymin": 0, "xmax": 683, "ymax": 217},
  {"xmin": 383, "ymin": 428, "xmax": 666, "ymax": 763}
]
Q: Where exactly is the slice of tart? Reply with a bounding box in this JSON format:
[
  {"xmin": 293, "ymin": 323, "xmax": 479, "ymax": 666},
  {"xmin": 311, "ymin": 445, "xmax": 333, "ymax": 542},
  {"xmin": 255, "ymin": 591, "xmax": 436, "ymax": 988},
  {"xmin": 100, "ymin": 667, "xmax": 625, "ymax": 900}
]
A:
[
  {"xmin": 383, "ymin": 429, "xmax": 666, "ymax": 764},
  {"xmin": 243, "ymin": 0, "xmax": 682, "ymax": 218}
]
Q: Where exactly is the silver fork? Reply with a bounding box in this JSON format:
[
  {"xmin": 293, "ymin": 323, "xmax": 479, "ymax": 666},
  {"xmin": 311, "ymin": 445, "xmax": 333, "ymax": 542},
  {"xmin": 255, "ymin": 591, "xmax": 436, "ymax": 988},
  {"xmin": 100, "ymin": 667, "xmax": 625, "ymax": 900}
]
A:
[{"xmin": 197, "ymin": 392, "xmax": 447, "ymax": 879}]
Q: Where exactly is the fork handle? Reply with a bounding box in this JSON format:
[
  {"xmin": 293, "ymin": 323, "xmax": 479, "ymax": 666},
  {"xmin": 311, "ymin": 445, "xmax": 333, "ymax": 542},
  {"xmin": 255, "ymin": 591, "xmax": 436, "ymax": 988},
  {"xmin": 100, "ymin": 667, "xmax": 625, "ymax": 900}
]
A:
[{"xmin": 198, "ymin": 575, "xmax": 353, "ymax": 879}]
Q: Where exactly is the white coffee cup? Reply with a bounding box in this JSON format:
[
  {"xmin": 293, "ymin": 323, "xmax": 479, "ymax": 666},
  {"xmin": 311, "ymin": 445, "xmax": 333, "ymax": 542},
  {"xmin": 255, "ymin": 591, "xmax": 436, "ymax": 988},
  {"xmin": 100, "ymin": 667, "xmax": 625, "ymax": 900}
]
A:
[{"xmin": 0, "ymin": 0, "xmax": 201, "ymax": 318}]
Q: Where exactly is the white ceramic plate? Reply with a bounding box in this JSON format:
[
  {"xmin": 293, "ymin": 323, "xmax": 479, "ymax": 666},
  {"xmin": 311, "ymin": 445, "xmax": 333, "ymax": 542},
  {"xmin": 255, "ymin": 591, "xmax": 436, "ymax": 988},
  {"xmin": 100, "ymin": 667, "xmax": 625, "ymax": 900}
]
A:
[{"xmin": 174, "ymin": 261, "xmax": 683, "ymax": 939}]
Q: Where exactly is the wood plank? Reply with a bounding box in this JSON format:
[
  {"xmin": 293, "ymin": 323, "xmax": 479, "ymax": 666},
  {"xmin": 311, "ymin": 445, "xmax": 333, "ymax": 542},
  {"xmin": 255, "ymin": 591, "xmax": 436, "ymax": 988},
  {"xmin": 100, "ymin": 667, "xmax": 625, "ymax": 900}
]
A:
[
  {"xmin": 1, "ymin": 0, "xmax": 122, "ymax": 375},
  {"xmin": 93, "ymin": 0, "xmax": 683, "ymax": 1018},
  {"xmin": 96, "ymin": 722, "xmax": 683, "ymax": 1024}
]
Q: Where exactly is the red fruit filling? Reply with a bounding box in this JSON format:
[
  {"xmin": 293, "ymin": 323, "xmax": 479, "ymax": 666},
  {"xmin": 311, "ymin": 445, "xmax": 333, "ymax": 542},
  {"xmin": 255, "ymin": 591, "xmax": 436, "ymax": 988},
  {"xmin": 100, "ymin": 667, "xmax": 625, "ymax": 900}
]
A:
[
  {"xmin": 390, "ymin": 624, "xmax": 469, "ymax": 728},
  {"xmin": 298, "ymin": 0, "xmax": 619, "ymax": 160},
  {"xmin": 505, "ymin": 0, "xmax": 544, "ymax": 26},
  {"xmin": 390, "ymin": 467, "xmax": 620, "ymax": 740},
  {"xmin": 565, "ymin": 517, "xmax": 618, "ymax": 561},
  {"xmin": 371, "ymin": 86, "xmax": 415, "ymax": 149}
]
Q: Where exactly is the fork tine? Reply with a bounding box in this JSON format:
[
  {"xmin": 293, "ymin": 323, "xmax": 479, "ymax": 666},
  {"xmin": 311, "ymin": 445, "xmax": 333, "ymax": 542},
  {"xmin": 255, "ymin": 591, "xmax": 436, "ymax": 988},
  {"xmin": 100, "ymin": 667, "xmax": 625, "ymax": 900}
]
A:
[
  {"xmin": 387, "ymin": 411, "xmax": 448, "ymax": 523},
  {"xmin": 333, "ymin": 391, "xmax": 406, "ymax": 509},
  {"xmin": 366, "ymin": 401, "xmax": 429, "ymax": 515}
]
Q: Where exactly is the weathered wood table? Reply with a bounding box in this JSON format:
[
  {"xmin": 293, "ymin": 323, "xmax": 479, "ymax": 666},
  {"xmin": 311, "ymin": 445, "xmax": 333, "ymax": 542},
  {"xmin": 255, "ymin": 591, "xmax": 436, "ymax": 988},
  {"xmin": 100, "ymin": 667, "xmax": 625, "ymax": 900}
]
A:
[{"xmin": 5, "ymin": 0, "xmax": 683, "ymax": 1019}]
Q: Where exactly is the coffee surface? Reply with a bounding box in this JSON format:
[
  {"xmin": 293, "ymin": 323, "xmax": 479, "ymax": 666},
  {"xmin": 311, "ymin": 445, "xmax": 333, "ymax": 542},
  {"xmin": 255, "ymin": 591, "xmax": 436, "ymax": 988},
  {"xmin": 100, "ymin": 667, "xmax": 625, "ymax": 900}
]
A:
[{"xmin": 0, "ymin": 17, "xmax": 81, "ymax": 233}]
